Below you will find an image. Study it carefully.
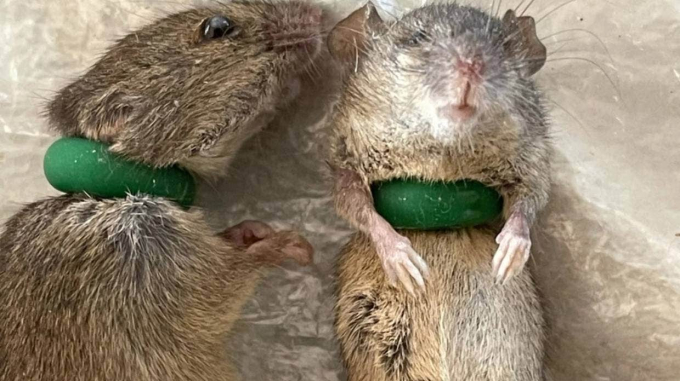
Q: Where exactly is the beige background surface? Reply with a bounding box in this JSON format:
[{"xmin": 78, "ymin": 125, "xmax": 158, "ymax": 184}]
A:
[{"xmin": 1, "ymin": 0, "xmax": 678, "ymax": 380}]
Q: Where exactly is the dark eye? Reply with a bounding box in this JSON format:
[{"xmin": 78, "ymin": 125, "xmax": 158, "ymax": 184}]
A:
[
  {"xmin": 407, "ymin": 29, "xmax": 430, "ymax": 45},
  {"xmin": 201, "ymin": 16, "xmax": 238, "ymax": 40}
]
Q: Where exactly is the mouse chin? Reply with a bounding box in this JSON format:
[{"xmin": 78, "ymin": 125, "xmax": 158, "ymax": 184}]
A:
[
  {"xmin": 448, "ymin": 104, "xmax": 477, "ymax": 122},
  {"xmin": 436, "ymin": 103, "xmax": 479, "ymax": 125},
  {"xmin": 421, "ymin": 106, "xmax": 476, "ymax": 144}
]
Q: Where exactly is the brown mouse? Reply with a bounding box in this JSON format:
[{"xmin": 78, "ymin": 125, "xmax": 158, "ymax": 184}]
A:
[
  {"xmin": 0, "ymin": 1, "xmax": 321, "ymax": 380},
  {"xmin": 328, "ymin": 2, "xmax": 551, "ymax": 380}
]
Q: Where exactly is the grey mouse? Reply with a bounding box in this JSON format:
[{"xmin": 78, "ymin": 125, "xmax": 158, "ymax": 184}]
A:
[
  {"xmin": 0, "ymin": 1, "xmax": 321, "ymax": 380},
  {"xmin": 328, "ymin": 2, "xmax": 550, "ymax": 380}
]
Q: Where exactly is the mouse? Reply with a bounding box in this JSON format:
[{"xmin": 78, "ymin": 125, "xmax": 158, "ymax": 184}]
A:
[
  {"xmin": 328, "ymin": 2, "xmax": 551, "ymax": 380},
  {"xmin": 0, "ymin": 1, "xmax": 321, "ymax": 380}
]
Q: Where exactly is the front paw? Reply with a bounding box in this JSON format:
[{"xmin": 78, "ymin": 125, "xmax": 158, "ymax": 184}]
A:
[
  {"xmin": 492, "ymin": 229, "xmax": 531, "ymax": 285},
  {"xmin": 221, "ymin": 221, "xmax": 314, "ymax": 267},
  {"xmin": 248, "ymin": 231, "xmax": 314, "ymax": 267},
  {"xmin": 220, "ymin": 220, "xmax": 275, "ymax": 247},
  {"xmin": 375, "ymin": 232, "xmax": 430, "ymax": 295},
  {"xmin": 274, "ymin": 231, "xmax": 314, "ymax": 266}
]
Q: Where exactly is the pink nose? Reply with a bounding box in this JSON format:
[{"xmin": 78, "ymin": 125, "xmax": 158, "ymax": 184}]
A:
[{"xmin": 457, "ymin": 57, "xmax": 484, "ymax": 77}]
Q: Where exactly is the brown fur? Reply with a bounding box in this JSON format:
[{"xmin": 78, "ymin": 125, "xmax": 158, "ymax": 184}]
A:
[
  {"xmin": 0, "ymin": 195, "xmax": 311, "ymax": 381},
  {"xmin": 0, "ymin": 2, "xmax": 321, "ymax": 380},
  {"xmin": 46, "ymin": 0, "xmax": 322, "ymax": 179},
  {"xmin": 328, "ymin": 3, "xmax": 552, "ymax": 380},
  {"xmin": 336, "ymin": 230, "xmax": 543, "ymax": 381}
]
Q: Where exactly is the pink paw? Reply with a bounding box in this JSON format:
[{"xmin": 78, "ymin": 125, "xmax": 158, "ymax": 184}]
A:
[
  {"xmin": 374, "ymin": 223, "xmax": 430, "ymax": 295},
  {"xmin": 221, "ymin": 220, "xmax": 314, "ymax": 267},
  {"xmin": 221, "ymin": 220, "xmax": 275, "ymax": 248},
  {"xmin": 492, "ymin": 212, "xmax": 531, "ymax": 284}
]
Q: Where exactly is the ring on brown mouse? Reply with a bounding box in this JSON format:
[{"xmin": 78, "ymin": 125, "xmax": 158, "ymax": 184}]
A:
[{"xmin": 1, "ymin": 2, "xmax": 323, "ymax": 380}]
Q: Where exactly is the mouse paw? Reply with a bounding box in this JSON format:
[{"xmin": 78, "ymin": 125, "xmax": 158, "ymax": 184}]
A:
[
  {"xmin": 272, "ymin": 231, "xmax": 314, "ymax": 266},
  {"xmin": 221, "ymin": 221, "xmax": 314, "ymax": 266},
  {"xmin": 492, "ymin": 213, "xmax": 531, "ymax": 284},
  {"xmin": 249, "ymin": 230, "xmax": 314, "ymax": 267},
  {"xmin": 374, "ymin": 229, "xmax": 430, "ymax": 295},
  {"xmin": 220, "ymin": 220, "xmax": 275, "ymax": 248}
]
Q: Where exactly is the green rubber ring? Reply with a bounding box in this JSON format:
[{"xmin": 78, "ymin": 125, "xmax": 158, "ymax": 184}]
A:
[
  {"xmin": 371, "ymin": 178, "xmax": 504, "ymax": 230},
  {"xmin": 43, "ymin": 137, "xmax": 196, "ymax": 208}
]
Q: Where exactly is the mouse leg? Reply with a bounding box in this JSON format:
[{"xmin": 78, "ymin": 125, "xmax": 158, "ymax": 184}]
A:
[
  {"xmin": 332, "ymin": 166, "xmax": 429, "ymax": 294},
  {"xmin": 492, "ymin": 208, "xmax": 532, "ymax": 284},
  {"xmin": 220, "ymin": 220, "xmax": 314, "ymax": 267},
  {"xmin": 491, "ymin": 135, "xmax": 551, "ymax": 284}
]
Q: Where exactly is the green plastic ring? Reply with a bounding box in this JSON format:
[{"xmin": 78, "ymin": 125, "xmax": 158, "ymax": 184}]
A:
[
  {"xmin": 371, "ymin": 178, "xmax": 504, "ymax": 230},
  {"xmin": 43, "ymin": 137, "xmax": 196, "ymax": 208}
]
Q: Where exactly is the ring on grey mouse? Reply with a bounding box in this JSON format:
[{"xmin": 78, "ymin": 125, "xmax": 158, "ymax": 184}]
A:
[{"xmin": 328, "ymin": 1, "xmax": 551, "ymax": 379}]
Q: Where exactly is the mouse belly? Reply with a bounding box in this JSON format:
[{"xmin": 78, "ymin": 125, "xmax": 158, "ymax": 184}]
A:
[{"xmin": 334, "ymin": 228, "xmax": 545, "ymax": 381}]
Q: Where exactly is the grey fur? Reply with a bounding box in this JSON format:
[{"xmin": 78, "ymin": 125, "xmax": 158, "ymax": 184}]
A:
[
  {"xmin": 329, "ymin": 3, "xmax": 552, "ymax": 380},
  {"xmin": 0, "ymin": 2, "xmax": 321, "ymax": 380}
]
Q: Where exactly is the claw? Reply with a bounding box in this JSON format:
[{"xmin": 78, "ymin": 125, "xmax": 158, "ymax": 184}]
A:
[
  {"xmin": 403, "ymin": 255, "xmax": 425, "ymax": 290},
  {"xmin": 409, "ymin": 248, "xmax": 430, "ymax": 283},
  {"xmin": 372, "ymin": 221, "xmax": 429, "ymax": 293},
  {"xmin": 395, "ymin": 265, "xmax": 416, "ymax": 296}
]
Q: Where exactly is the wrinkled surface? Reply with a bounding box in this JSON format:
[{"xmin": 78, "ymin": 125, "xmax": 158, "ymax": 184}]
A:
[{"xmin": 0, "ymin": 0, "xmax": 678, "ymax": 380}]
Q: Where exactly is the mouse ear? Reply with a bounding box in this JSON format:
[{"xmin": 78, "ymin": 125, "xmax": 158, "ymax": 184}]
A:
[
  {"xmin": 328, "ymin": 2, "xmax": 384, "ymax": 67},
  {"xmin": 502, "ymin": 10, "xmax": 546, "ymax": 77}
]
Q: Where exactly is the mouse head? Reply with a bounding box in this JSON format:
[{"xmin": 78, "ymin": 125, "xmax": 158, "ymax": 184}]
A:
[
  {"xmin": 329, "ymin": 3, "xmax": 546, "ymax": 142},
  {"xmin": 47, "ymin": 1, "xmax": 322, "ymax": 177}
]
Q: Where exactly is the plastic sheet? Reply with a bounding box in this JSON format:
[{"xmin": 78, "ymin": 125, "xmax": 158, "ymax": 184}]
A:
[{"xmin": 0, "ymin": 0, "xmax": 678, "ymax": 380}]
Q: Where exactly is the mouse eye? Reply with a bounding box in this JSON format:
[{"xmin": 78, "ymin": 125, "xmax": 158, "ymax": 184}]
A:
[
  {"xmin": 407, "ymin": 29, "xmax": 430, "ymax": 46},
  {"xmin": 201, "ymin": 16, "xmax": 239, "ymax": 40}
]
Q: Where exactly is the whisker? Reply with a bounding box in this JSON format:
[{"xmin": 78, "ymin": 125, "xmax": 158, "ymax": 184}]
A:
[
  {"xmin": 304, "ymin": 43, "xmax": 322, "ymax": 81},
  {"xmin": 486, "ymin": 0, "xmax": 495, "ymax": 35},
  {"xmin": 546, "ymin": 97, "xmax": 591, "ymax": 137},
  {"xmin": 549, "ymin": 44, "xmax": 579, "ymax": 55},
  {"xmin": 514, "ymin": 0, "xmax": 528, "ymax": 12},
  {"xmin": 540, "ymin": 28, "xmax": 615, "ymax": 65},
  {"xmin": 519, "ymin": 0, "xmax": 537, "ymax": 17},
  {"xmin": 542, "ymin": 36, "xmax": 588, "ymax": 46},
  {"xmin": 535, "ymin": 0, "xmax": 578, "ymax": 26},
  {"xmin": 544, "ymin": 57, "xmax": 621, "ymax": 99}
]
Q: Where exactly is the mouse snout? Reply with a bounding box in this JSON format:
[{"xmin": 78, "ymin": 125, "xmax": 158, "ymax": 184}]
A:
[
  {"xmin": 446, "ymin": 54, "xmax": 485, "ymax": 121},
  {"xmin": 455, "ymin": 56, "xmax": 485, "ymax": 78}
]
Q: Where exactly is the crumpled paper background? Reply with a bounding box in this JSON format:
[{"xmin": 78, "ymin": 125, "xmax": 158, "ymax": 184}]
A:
[{"xmin": 1, "ymin": 0, "xmax": 678, "ymax": 380}]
